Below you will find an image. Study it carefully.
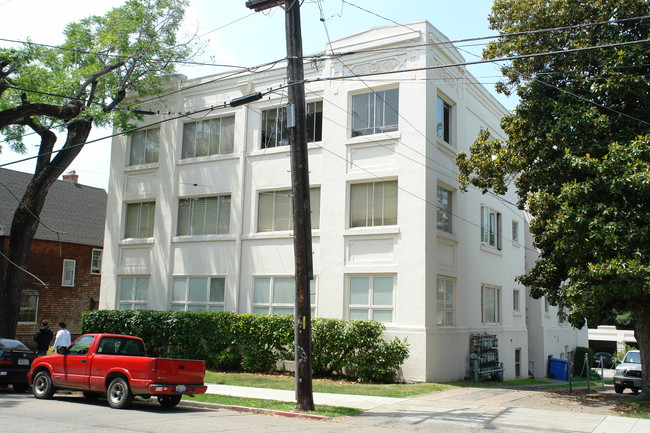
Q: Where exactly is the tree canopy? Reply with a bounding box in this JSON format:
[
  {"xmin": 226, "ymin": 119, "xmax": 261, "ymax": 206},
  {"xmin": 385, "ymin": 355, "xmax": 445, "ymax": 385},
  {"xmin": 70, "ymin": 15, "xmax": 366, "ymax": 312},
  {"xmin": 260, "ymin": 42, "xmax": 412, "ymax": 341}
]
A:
[
  {"xmin": 0, "ymin": 0, "xmax": 191, "ymax": 339},
  {"xmin": 458, "ymin": 0, "xmax": 650, "ymax": 392}
]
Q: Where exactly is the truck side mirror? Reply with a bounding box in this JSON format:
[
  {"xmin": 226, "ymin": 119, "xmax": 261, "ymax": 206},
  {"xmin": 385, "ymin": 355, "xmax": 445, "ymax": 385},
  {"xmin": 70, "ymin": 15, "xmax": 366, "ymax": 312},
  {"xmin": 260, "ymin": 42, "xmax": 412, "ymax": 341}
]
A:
[{"xmin": 57, "ymin": 346, "xmax": 68, "ymax": 355}]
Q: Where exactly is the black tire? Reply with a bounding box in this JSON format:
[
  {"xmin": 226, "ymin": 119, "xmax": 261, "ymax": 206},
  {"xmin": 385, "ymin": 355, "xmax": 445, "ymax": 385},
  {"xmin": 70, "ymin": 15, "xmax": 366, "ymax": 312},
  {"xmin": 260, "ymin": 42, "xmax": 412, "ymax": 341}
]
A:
[
  {"xmin": 32, "ymin": 371, "xmax": 55, "ymax": 399},
  {"xmin": 12, "ymin": 383, "xmax": 30, "ymax": 393},
  {"xmin": 107, "ymin": 377, "xmax": 133, "ymax": 409},
  {"xmin": 631, "ymin": 387, "xmax": 640, "ymax": 395},
  {"xmin": 83, "ymin": 391, "xmax": 101, "ymax": 400},
  {"xmin": 614, "ymin": 384, "xmax": 624, "ymax": 394},
  {"xmin": 157, "ymin": 395, "xmax": 182, "ymax": 408}
]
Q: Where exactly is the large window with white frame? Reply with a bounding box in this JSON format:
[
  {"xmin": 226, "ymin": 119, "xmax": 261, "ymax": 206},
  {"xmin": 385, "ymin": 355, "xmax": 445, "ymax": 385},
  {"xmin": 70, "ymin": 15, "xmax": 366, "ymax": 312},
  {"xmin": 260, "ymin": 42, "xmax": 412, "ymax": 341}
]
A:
[
  {"xmin": 125, "ymin": 201, "xmax": 155, "ymax": 239},
  {"xmin": 481, "ymin": 284, "xmax": 501, "ymax": 324},
  {"xmin": 437, "ymin": 96, "xmax": 452, "ymax": 144},
  {"xmin": 182, "ymin": 116, "xmax": 234, "ymax": 158},
  {"xmin": 261, "ymin": 101, "xmax": 323, "ymax": 148},
  {"xmin": 171, "ymin": 277, "xmax": 225, "ymax": 312},
  {"xmin": 351, "ymin": 88, "xmax": 399, "ymax": 137},
  {"xmin": 177, "ymin": 195, "xmax": 231, "ymax": 236},
  {"xmin": 62, "ymin": 259, "xmax": 76, "ymax": 287},
  {"xmin": 437, "ymin": 185, "xmax": 452, "ymax": 233},
  {"xmin": 129, "ymin": 127, "xmax": 160, "ymax": 166},
  {"xmin": 91, "ymin": 249, "xmax": 102, "ymax": 275},
  {"xmin": 436, "ymin": 277, "xmax": 454, "ymax": 326},
  {"xmin": 350, "ymin": 181, "xmax": 398, "ymax": 228},
  {"xmin": 258, "ymin": 188, "xmax": 320, "ymax": 232},
  {"xmin": 348, "ymin": 275, "xmax": 394, "ymax": 323},
  {"xmin": 481, "ymin": 205, "xmax": 502, "ymax": 249},
  {"xmin": 119, "ymin": 277, "xmax": 149, "ymax": 310},
  {"xmin": 252, "ymin": 277, "xmax": 316, "ymax": 316}
]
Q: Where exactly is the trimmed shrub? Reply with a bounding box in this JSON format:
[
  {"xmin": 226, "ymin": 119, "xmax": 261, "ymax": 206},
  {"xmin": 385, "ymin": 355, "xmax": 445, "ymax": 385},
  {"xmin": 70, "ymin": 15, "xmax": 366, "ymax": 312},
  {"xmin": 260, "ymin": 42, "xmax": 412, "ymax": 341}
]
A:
[
  {"xmin": 312, "ymin": 318, "xmax": 349, "ymax": 376},
  {"xmin": 573, "ymin": 346, "xmax": 594, "ymax": 377},
  {"xmin": 237, "ymin": 314, "xmax": 293, "ymax": 372}
]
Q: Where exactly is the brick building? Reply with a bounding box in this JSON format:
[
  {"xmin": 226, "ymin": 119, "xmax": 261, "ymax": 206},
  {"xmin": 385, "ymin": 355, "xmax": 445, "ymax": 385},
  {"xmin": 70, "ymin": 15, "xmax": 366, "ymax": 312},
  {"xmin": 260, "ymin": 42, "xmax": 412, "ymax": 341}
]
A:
[{"xmin": 0, "ymin": 168, "xmax": 107, "ymax": 344}]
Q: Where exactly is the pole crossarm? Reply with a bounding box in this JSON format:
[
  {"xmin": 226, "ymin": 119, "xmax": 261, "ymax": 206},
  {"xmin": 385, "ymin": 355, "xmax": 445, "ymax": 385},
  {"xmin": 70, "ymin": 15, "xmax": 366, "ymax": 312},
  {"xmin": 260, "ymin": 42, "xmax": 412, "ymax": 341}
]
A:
[{"xmin": 245, "ymin": 0, "xmax": 285, "ymax": 12}]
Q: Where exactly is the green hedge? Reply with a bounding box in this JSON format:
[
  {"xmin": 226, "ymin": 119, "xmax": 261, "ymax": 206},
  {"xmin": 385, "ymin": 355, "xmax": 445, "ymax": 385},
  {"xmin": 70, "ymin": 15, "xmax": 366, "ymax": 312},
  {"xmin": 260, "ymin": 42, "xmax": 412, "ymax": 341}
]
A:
[
  {"xmin": 573, "ymin": 346, "xmax": 594, "ymax": 377},
  {"xmin": 82, "ymin": 310, "xmax": 409, "ymax": 382}
]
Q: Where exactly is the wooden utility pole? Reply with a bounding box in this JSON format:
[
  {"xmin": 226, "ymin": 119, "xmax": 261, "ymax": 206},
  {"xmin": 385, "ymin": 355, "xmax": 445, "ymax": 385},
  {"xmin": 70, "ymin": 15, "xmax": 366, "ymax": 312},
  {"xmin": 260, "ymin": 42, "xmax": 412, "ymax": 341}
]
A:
[{"xmin": 245, "ymin": 0, "xmax": 314, "ymax": 411}]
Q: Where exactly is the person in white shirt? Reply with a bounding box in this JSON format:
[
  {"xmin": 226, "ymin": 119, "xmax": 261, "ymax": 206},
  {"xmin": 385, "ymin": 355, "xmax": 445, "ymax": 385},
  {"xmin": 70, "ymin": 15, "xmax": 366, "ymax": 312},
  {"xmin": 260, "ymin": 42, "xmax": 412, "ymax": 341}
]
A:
[{"xmin": 53, "ymin": 322, "xmax": 72, "ymax": 351}]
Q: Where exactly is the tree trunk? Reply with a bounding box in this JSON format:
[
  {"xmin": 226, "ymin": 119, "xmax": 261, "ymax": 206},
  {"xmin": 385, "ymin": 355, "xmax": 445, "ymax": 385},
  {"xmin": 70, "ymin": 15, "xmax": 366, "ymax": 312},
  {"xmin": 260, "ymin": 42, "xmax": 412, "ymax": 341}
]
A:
[
  {"xmin": 0, "ymin": 119, "xmax": 92, "ymax": 339},
  {"xmin": 634, "ymin": 319, "xmax": 650, "ymax": 396}
]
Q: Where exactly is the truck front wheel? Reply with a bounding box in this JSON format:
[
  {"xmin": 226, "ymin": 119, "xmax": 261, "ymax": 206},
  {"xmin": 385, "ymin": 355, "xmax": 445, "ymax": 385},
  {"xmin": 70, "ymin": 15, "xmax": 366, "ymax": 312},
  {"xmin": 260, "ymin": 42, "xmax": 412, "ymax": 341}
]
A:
[
  {"xmin": 32, "ymin": 371, "xmax": 55, "ymax": 399},
  {"xmin": 107, "ymin": 377, "xmax": 133, "ymax": 409},
  {"xmin": 157, "ymin": 395, "xmax": 182, "ymax": 408},
  {"xmin": 614, "ymin": 384, "xmax": 624, "ymax": 394}
]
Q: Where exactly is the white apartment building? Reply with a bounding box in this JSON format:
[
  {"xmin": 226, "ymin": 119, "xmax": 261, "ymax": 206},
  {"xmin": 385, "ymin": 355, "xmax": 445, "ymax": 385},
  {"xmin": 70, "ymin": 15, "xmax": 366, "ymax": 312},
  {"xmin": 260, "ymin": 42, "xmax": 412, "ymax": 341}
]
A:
[{"xmin": 100, "ymin": 21, "xmax": 585, "ymax": 382}]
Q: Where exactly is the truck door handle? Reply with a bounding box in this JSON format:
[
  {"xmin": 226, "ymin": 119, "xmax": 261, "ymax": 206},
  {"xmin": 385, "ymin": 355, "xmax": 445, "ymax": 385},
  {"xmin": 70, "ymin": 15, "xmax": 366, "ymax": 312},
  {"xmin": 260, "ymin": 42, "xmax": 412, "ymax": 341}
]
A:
[{"xmin": 81, "ymin": 360, "xmax": 86, "ymax": 364}]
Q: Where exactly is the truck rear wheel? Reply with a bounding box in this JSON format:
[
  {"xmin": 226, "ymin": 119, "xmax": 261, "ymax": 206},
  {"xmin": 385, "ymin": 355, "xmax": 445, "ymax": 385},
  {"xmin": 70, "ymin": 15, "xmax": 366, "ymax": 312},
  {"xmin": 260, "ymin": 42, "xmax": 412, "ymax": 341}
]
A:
[
  {"xmin": 157, "ymin": 395, "xmax": 182, "ymax": 408},
  {"xmin": 107, "ymin": 377, "xmax": 133, "ymax": 409},
  {"xmin": 32, "ymin": 371, "xmax": 55, "ymax": 399}
]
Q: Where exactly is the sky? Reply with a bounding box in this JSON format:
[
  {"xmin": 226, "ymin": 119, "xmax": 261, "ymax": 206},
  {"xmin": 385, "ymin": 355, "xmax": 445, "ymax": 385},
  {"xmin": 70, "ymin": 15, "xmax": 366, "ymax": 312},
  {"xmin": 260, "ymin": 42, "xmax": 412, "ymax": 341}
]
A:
[{"xmin": 0, "ymin": 0, "xmax": 514, "ymax": 190}]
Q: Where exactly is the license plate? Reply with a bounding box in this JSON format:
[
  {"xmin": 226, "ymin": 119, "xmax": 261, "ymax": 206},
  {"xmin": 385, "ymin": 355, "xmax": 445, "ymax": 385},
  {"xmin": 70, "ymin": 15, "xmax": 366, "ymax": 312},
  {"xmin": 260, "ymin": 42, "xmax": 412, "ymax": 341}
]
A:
[
  {"xmin": 18, "ymin": 359, "xmax": 29, "ymax": 365},
  {"xmin": 175, "ymin": 385, "xmax": 186, "ymax": 392},
  {"xmin": 0, "ymin": 371, "xmax": 6, "ymax": 375}
]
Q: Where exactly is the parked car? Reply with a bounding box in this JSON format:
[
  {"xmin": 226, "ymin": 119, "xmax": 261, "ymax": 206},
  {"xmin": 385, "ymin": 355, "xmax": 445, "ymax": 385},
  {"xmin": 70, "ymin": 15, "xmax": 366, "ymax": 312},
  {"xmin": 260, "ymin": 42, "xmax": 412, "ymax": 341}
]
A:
[
  {"xmin": 593, "ymin": 352, "xmax": 614, "ymax": 369},
  {"xmin": 614, "ymin": 350, "xmax": 642, "ymax": 394},
  {"xmin": 28, "ymin": 334, "xmax": 207, "ymax": 408},
  {"xmin": 0, "ymin": 338, "xmax": 38, "ymax": 392}
]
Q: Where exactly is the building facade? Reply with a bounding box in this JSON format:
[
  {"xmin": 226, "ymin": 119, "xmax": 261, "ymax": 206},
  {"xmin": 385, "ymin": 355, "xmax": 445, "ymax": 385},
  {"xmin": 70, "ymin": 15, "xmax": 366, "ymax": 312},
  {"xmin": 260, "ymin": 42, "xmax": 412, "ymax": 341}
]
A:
[
  {"xmin": 0, "ymin": 168, "xmax": 106, "ymax": 343},
  {"xmin": 100, "ymin": 21, "xmax": 584, "ymax": 381}
]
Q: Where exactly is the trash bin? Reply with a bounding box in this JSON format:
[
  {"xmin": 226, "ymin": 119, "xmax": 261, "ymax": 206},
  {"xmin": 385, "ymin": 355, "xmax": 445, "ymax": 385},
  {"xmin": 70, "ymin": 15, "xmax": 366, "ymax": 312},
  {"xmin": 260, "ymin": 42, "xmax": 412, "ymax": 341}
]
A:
[{"xmin": 549, "ymin": 358, "xmax": 569, "ymax": 381}]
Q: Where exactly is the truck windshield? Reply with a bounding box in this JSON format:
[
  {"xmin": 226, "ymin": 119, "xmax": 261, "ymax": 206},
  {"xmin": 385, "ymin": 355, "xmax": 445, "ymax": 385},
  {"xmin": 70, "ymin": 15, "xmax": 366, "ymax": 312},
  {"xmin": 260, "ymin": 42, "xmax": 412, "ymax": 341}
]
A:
[
  {"xmin": 624, "ymin": 352, "xmax": 641, "ymax": 364},
  {"xmin": 97, "ymin": 337, "xmax": 145, "ymax": 356}
]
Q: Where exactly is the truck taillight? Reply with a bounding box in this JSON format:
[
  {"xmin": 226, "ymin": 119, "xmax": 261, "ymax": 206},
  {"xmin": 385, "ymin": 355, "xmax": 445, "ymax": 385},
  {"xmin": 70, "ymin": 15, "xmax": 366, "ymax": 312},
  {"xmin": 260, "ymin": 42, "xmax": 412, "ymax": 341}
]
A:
[{"xmin": 147, "ymin": 360, "xmax": 157, "ymax": 372}]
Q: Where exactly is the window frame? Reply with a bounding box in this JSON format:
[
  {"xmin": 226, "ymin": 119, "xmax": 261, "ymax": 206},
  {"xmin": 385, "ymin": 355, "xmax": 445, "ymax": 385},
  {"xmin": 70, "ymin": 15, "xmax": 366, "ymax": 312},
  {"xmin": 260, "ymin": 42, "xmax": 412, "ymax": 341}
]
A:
[
  {"xmin": 481, "ymin": 205, "xmax": 502, "ymax": 250},
  {"xmin": 511, "ymin": 220, "xmax": 520, "ymax": 244},
  {"xmin": 513, "ymin": 288, "xmax": 521, "ymax": 314},
  {"xmin": 171, "ymin": 276, "xmax": 226, "ymax": 312},
  {"xmin": 62, "ymin": 259, "xmax": 76, "ymax": 287},
  {"xmin": 436, "ymin": 95, "xmax": 452, "ymax": 144},
  {"xmin": 91, "ymin": 249, "xmax": 102, "ymax": 275},
  {"xmin": 351, "ymin": 88, "xmax": 399, "ymax": 137},
  {"xmin": 261, "ymin": 101, "xmax": 323, "ymax": 149},
  {"xmin": 177, "ymin": 195, "xmax": 231, "ymax": 236},
  {"xmin": 437, "ymin": 185, "xmax": 452, "ymax": 233},
  {"xmin": 129, "ymin": 127, "xmax": 160, "ymax": 166},
  {"xmin": 124, "ymin": 201, "xmax": 156, "ymax": 239},
  {"xmin": 347, "ymin": 275, "xmax": 395, "ymax": 323},
  {"xmin": 515, "ymin": 348, "xmax": 522, "ymax": 378},
  {"xmin": 436, "ymin": 277, "xmax": 455, "ymax": 326},
  {"xmin": 18, "ymin": 292, "xmax": 39, "ymax": 323},
  {"xmin": 349, "ymin": 180, "xmax": 398, "ymax": 228},
  {"xmin": 257, "ymin": 187, "xmax": 320, "ymax": 232},
  {"xmin": 481, "ymin": 284, "xmax": 501, "ymax": 325},
  {"xmin": 181, "ymin": 115, "xmax": 235, "ymax": 159},
  {"xmin": 252, "ymin": 276, "xmax": 316, "ymax": 316},
  {"xmin": 119, "ymin": 276, "xmax": 149, "ymax": 310}
]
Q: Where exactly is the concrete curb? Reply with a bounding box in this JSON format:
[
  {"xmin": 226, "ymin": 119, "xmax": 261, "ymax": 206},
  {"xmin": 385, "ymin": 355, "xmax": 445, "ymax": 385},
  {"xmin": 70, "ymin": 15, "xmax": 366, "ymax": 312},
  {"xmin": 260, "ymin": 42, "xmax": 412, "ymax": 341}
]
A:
[{"xmin": 179, "ymin": 399, "xmax": 330, "ymax": 420}]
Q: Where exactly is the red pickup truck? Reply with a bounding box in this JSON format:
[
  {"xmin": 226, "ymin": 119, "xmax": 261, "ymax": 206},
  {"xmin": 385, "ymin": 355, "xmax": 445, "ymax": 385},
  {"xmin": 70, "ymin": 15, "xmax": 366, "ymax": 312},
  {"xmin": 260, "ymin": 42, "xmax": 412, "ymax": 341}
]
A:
[{"xmin": 28, "ymin": 334, "xmax": 207, "ymax": 409}]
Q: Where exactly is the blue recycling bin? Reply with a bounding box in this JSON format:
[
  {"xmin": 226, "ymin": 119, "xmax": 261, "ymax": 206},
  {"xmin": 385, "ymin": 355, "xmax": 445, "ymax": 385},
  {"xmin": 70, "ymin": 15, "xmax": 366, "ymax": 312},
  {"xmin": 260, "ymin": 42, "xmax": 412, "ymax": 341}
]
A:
[{"xmin": 549, "ymin": 358, "xmax": 569, "ymax": 381}]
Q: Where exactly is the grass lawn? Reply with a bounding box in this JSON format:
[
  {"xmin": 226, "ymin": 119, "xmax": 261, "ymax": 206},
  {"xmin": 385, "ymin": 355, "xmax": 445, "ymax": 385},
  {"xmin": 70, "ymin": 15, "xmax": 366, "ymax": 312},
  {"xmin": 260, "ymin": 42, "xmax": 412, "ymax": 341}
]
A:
[
  {"xmin": 620, "ymin": 397, "xmax": 650, "ymax": 419},
  {"xmin": 184, "ymin": 394, "xmax": 362, "ymax": 417}
]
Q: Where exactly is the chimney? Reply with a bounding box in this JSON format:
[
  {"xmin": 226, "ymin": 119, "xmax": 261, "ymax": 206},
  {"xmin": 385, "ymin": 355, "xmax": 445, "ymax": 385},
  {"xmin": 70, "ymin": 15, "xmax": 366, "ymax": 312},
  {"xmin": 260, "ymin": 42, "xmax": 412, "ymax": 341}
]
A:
[{"xmin": 62, "ymin": 170, "xmax": 79, "ymax": 183}]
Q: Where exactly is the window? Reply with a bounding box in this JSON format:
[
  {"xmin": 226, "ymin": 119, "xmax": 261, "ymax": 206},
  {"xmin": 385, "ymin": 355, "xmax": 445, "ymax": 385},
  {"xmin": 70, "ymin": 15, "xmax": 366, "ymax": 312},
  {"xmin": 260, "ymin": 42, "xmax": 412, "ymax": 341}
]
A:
[
  {"xmin": 258, "ymin": 188, "xmax": 320, "ymax": 232},
  {"xmin": 18, "ymin": 293, "xmax": 38, "ymax": 323},
  {"xmin": 261, "ymin": 101, "xmax": 323, "ymax": 148},
  {"xmin": 125, "ymin": 202, "xmax": 155, "ymax": 239},
  {"xmin": 91, "ymin": 249, "xmax": 102, "ymax": 275},
  {"xmin": 515, "ymin": 348, "xmax": 522, "ymax": 378},
  {"xmin": 351, "ymin": 88, "xmax": 399, "ymax": 136},
  {"xmin": 348, "ymin": 275, "xmax": 394, "ymax": 323},
  {"xmin": 350, "ymin": 181, "xmax": 398, "ymax": 228},
  {"xmin": 558, "ymin": 302, "xmax": 566, "ymax": 324},
  {"xmin": 512, "ymin": 220, "xmax": 519, "ymax": 243},
  {"xmin": 481, "ymin": 205, "xmax": 502, "ymax": 249},
  {"xmin": 67, "ymin": 335, "xmax": 94, "ymax": 356},
  {"xmin": 513, "ymin": 289, "xmax": 520, "ymax": 313},
  {"xmin": 182, "ymin": 116, "xmax": 234, "ymax": 158},
  {"xmin": 129, "ymin": 127, "xmax": 160, "ymax": 165},
  {"xmin": 172, "ymin": 277, "xmax": 225, "ymax": 312},
  {"xmin": 253, "ymin": 277, "xmax": 316, "ymax": 315},
  {"xmin": 436, "ymin": 277, "xmax": 454, "ymax": 326},
  {"xmin": 62, "ymin": 259, "xmax": 76, "ymax": 287},
  {"xmin": 544, "ymin": 297, "xmax": 550, "ymax": 314},
  {"xmin": 437, "ymin": 96, "xmax": 451, "ymax": 144},
  {"xmin": 481, "ymin": 285, "xmax": 501, "ymax": 324},
  {"xmin": 177, "ymin": 196, "xmax": 231, "ymax": 236},
  {"xmin": 437, "ymin": 185, "xmax": 452, "ymax": 233},
  {"xmin": 119, "ymin": 277, "xmax": 149, "ymax": 310}
]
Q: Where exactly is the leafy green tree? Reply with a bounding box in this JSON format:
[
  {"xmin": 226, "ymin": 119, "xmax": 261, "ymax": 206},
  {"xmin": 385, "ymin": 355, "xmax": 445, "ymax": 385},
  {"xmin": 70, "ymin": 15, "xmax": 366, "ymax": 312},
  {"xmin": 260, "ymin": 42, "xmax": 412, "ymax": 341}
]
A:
[
  {"xmin": 457, "ymin": 0, "xmax": 650, "ymax": 394},
  {"xmin": 0, "ymin": 0, "xmax": 191, "ymax": 339}
]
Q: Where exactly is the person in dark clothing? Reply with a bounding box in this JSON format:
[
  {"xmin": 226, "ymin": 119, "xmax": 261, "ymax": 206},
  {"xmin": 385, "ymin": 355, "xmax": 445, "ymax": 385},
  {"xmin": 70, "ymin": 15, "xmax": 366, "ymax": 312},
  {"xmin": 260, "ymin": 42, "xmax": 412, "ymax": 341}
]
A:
[{"xmin": 34, "ymin": 320, "xmax": 53, "ymax": 356}]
